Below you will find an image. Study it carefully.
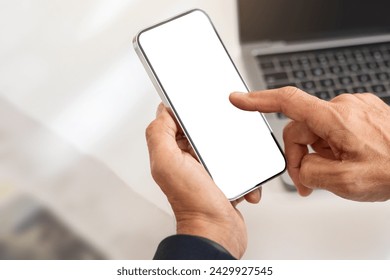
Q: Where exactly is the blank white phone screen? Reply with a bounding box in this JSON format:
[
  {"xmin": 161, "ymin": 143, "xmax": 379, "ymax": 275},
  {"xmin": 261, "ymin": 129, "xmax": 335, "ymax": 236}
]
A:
[{"xmin": 137, "ymin": 10, "xmax": 285, "ymax": 200}]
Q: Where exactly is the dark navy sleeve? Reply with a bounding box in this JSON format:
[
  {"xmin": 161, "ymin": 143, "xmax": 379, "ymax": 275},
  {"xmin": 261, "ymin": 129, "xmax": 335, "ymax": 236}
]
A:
[{"xmin": 153, "ymin": 234, "xmax": 236, "ymax": 260}]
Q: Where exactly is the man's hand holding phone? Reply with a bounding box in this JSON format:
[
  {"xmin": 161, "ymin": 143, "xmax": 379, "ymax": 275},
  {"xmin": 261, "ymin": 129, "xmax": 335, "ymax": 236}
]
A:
[{"xmin": 146, "ymin": 103, "xmax": 261, "ymax": 259}]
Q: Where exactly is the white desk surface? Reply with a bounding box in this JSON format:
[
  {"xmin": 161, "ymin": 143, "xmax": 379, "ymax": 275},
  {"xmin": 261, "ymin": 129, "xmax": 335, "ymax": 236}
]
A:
[{"xmin": 0, "ymin": 0, "xmax": 389, "ymax": 259}]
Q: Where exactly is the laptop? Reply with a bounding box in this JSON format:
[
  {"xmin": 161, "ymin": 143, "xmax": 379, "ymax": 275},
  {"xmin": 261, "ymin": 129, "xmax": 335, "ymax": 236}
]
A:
[{"xmin": 238, "ymin": 0, "xmax": 390, "ymax": 190}]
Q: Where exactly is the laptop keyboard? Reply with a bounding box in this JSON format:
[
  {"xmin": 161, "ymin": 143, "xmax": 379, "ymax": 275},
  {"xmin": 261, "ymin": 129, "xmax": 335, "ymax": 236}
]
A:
[{"xmin": 256, "ymin": 42, "xmax": 390, "ymax": 118}]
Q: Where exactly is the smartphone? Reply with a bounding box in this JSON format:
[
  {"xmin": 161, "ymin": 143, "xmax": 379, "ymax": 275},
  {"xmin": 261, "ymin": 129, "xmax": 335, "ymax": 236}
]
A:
[{"xmin": 133, "ymin": 9, "xmax": 286, "ymax": 200}]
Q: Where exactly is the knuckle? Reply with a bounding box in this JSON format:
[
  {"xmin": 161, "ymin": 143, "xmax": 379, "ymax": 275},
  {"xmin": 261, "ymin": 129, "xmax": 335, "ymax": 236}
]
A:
[
  {"xmin": 145, "ymin": 120, "xmax": 159, "ymax": 140},
  {"xmin": 298, "ymin": 170, "xmax": 311, "ymax": 188},
  {"xmin": 282, "ymin": 86, "xmax": 301, "ymax": 96},
  {"xmin": 150, "ymin": 154, "xmax": 171, "ymax": 184},
  {"xmin": 145, "ymin": 122, "xmax": 153, "ymax": 139},
  {"xmin": 281, "ymin": 86, "xmax": 301, "ymax": 102},
  {"xmin": 279, "ymin": 86, "xmax": 302, "ymax": 113},
  {"xmin": 331, "ymin": 93, "xmax": 356, "ymax": 103},
  {"xmin": 337, "ymin": 171, "xmax": 351, "ymax": 188},
  {"xmin": 299, "ymin": 155, "xmax": 315, "ymax": 184},
  {"xmin": 298, "ymin": 160, "xmax": 312, "ymax": 186},
  {"xmin": 337, "ymin": 185, "xmax": 354, "ymax": 200},
  {"xmin": 150, "ymin": 161, "xmax": 163, "ymax": 181},
  {"xmin": 358, "ymin": 92, "xmax": 382, "ymax": 104},
  {"xmin": 282, "ymin": 120, "xmax": 296, "ymax": 142},
  {"xmin": 281, "ymin": 87, "xmax": 324, "ymax": 119},
  {"xmin": 334, "ymin": 168, "xmax": 355, "ymax": 194},
  {"xmin": 360, "ymin": 92, "xmax": 376, "ymax": 98}
]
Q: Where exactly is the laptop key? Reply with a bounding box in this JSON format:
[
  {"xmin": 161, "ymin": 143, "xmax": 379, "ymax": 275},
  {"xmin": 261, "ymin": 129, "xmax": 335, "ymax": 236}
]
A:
[
  {"xmin": 297, "ymin": 56, "xmax": 311, "ymax": 67},
  {"xmin": 335, "ymin": 53, "xmax": 347, "ymax": 64},
  {"xmin": 260, "ymin": 61, "xmax": 276, "ymax": 70},
  {"xmin": 316, "ymin": 54, "xmax": 328, "ymax": 65},
  {"xmin": 353, "ymin": 86, "xmax": 368, "ymax": 93},
  {"xmin": 367, "ymin": 61, "xmax": 379, "ymax": 70},
  {"xmin": 293, "ymin": 70, "xmax": 306, "ymax": 79},
  {"xmin": 277, "ymin": 112, "xmax": 288, "ymax": 119},
  {"xmin": 376, "ymin": 72, "xmax": 389, "ymax": 81},
  {"xmin": 371, "ymin": 84, "xmax": 387, "ymax": 94},
  {"xmin": 357, "ymin": 74, "xmax": 371, "ymax": 83},
  {"xmin": 330, "ymin": 65, "xmax": 343, "ymax": 74},
  {"xmin": 371, "ymin": 50, "xmax": 383, "ymax": 60},
  {"xmin": 311, "ymin": 67, "xmax": 325, "ymax": 76},
  {"xmin": 301, "ymin": 81, "xmax": 316, "ymax": 90},
  {"xmin": 352, "ymin": 51, "xmax": 365, "ymax": 62},
  {"xmin": 315, "ymin": 91, "xmax": 332, "ymax": 100},
  {"xmin": 320, "ymin": 79, "xmax": 335, "ymax": 87},
  {"xmin": 279, "ymin": 59, "xmax": 292, "ymax": 68},
  {"xmin": 339, "ymin": 76, "xmax": 353, "ymax": 85},
  {"xmin": 264, "ymin": 72, "xmax": 288, "ymax": 83},
  {"xmin": 348, "ymin": 64, "xmax": 361, "ymax": 72}
]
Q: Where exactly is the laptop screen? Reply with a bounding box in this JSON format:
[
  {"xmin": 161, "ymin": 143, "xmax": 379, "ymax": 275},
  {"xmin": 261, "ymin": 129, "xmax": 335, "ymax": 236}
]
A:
[{"xmin": 238, "ymin": 0, "xmax": 390, "ymax": 43}]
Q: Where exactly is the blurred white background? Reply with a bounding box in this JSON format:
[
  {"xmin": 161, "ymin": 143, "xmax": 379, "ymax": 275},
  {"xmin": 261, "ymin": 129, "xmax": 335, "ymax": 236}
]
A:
[{"xmin": 0, "ymin": 0, "xmax": 389, "ymax": 259}]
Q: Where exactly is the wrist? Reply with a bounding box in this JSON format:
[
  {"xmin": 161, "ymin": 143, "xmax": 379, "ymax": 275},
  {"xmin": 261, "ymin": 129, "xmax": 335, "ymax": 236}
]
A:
[{"xmin": 176, "ymin": 215, "xmax": 246, "ymax": 259}]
